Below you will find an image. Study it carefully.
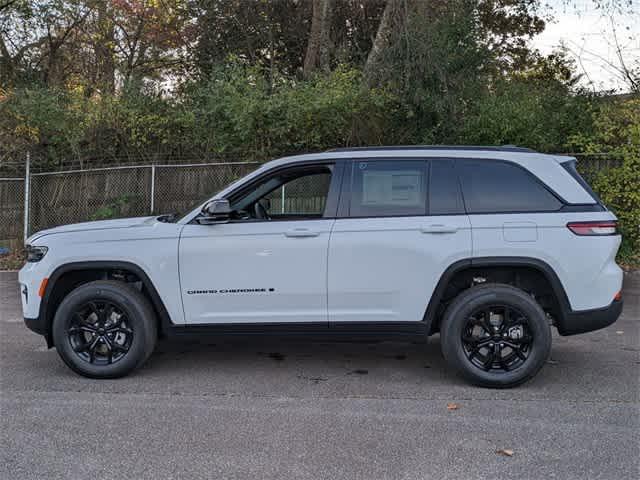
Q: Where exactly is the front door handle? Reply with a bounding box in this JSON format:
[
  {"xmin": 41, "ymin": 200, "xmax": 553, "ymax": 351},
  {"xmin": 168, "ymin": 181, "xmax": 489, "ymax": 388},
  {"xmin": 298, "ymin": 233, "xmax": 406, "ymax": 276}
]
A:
[
  {"xmin": 421, "ymin": 224, "xmax": 458, "ymax": 234},
  {"xmin": 285, "ymin": 228, "xmax": 320, "ymax": 238}
]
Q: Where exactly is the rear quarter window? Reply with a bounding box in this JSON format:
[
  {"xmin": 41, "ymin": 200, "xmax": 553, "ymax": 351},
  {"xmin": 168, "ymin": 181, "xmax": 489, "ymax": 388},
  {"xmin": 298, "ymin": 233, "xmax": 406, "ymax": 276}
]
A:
[{"xmin": 456, "ymin": 159, "xmax": 563, "ymax": 213}]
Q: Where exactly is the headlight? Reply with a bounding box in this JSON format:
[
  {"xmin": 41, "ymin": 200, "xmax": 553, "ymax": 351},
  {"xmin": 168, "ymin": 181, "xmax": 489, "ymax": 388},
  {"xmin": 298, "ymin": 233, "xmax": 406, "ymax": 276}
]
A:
[{"xmin": 26, "ymin": 245, "xmax": 48, "ymax": 262}]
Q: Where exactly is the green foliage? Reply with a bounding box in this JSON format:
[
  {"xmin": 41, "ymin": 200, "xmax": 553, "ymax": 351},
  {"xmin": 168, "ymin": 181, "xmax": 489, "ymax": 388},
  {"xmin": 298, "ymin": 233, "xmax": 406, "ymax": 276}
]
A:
[
  {"xmin": 569, "ymin": 99, "xmax": 640, "ymax": 265},
  {"xmin": 184, "ymin": 65, "xmax": 402, "ymax": 157},
  {"xmin": 456, "ymin": 78, "xmax": 595, "ymax": 151},
  {"xmin": 1, "ymin": 65, "xmax": 403, "ymax": 163},
  {"xmin": 89, "ymin": 195, "xmax": 134, "ymax": 221}
]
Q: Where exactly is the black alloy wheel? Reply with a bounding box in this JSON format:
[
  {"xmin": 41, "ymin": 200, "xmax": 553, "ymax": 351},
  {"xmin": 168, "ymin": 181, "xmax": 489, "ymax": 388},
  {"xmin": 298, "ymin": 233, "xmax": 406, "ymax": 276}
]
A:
[
  {"xmin": 52, "ymin": 280, "xmax": 157, "ymax": 379},
  {"xmin": 67, "ymin": 301, "xmax": 133, "ymax": 365},
  {"xmin": 461, "ymin": 305, "xmax": 533, "ymax": 372},
  {"xmin": 440, "ymin": 283, "xmax": 551, "ymax": 388}
]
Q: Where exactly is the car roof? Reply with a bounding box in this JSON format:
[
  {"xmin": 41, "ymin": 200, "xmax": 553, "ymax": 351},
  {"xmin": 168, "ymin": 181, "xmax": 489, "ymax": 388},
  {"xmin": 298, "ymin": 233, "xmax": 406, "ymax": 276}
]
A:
[
  {"xmin": 259, "ymin": 146, "xmax": 571, "ymax": 170},
  {"xmin": 327, "ymin": 145, "xmax": 537, "ymax": 153}
]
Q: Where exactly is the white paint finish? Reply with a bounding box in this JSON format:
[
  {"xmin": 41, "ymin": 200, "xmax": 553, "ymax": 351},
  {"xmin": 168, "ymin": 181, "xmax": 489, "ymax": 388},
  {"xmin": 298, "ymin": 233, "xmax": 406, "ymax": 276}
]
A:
[
  {"xmin": 19, "ymin": 220, "xmax": 184, "ymax": 323},
  {"xmin": 470, "ymin": 211, "xmax": 623, "ymax": 311},
  {"xmin": 503, "ymin": 222, "xmax": 538, "ymax": 242},
  {"xmin": 179, "ymin": 220, "xmax": 334, "ymax": 324},
  {"xmin": 328, "ymin": 215, "xmax": 472, "ymax": 322}
]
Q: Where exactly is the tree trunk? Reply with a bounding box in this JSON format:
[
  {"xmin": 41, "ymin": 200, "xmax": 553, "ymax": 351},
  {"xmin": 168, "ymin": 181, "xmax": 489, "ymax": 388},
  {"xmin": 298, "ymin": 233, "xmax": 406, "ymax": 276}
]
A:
[
  {"xmin": 95, "ymin": 2, "xmax": 115, "ymax": 94},
  {"xmin": 0, "ymin": 34, "xmax": 15, "ymax": 81},
  {"xmin": 303, "ymin": 0, "xmax": 333, "ymax": 79},
  {"xmin": 363, "ymin": 0, "xmax": 405, "ymax": 86}
]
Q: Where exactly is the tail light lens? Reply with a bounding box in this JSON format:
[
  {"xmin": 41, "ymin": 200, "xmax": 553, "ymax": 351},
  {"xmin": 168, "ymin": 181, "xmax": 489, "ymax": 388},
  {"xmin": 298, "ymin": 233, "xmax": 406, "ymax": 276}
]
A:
[{"xmin": 567, "ymin": 221, "xmax": 618, "ymax": 236}]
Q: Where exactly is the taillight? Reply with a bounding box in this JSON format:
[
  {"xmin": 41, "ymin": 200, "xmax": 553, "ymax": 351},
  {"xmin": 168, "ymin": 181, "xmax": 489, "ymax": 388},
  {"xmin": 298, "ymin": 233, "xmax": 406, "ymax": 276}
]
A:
[{"xmin": 567, "ymin": 221, "xmax": 618, "ymax": 236}]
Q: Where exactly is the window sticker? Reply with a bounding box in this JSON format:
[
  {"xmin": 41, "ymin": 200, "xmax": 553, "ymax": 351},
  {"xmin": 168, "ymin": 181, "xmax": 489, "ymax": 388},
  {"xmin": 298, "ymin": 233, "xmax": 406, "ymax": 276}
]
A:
[{"xmin": 361, "ymin": 170, "xmax": 422, "ymax": 206}]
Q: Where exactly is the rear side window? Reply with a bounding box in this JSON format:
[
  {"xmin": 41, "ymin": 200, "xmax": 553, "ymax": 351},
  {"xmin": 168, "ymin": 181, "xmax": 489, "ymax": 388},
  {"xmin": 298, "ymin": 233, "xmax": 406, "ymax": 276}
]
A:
[
  {"xmin": 429, "ymin": 159, "xmax": 464, "ymax": 215},
  {"xmin": 349, "ymin": 160, "xmax": 427, "ymax": 217},
  {"xmin": 457, "ymin": 159, "xmax": 562, "ymax": 213}
]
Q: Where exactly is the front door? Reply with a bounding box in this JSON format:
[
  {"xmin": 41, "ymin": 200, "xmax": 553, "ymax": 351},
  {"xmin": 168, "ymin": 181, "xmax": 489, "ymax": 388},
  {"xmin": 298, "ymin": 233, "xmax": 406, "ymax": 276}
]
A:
[{"xmin": 179, "ymin": 162, "xmax": 339, "ymax": 324}]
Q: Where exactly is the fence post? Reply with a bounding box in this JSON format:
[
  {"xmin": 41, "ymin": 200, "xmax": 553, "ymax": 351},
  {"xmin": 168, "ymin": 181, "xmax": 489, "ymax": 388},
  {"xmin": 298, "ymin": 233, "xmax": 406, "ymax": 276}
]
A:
[
  {"xmin": 23, "ymin": 152, "xmax": 30, "ymax": 244},
  {"xmin": 281, "ymin": 184, "xmax": 285, "ymax": 214},
  {"xmin": 150, "ymin": 164, "xmax": 156, "ymax": 214}
]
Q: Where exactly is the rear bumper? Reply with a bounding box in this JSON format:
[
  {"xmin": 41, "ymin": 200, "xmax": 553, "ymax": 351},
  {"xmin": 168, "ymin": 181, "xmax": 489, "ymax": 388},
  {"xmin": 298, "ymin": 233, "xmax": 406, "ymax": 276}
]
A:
[{"xmin": 557, "ymin": 299, "xmax": 623, "ymax": 336}]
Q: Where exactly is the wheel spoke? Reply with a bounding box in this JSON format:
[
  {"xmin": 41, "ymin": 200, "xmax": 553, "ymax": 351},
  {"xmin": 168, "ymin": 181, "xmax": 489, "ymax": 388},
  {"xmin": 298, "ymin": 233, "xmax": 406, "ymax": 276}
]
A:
[
  {"xmin": 497, "ymin": 351, "xmax": 511, "ymax": 372},
  {"xmin": 111, "ymin": 342, "xmax": 128, "ymax": 353},
  {"xmin": 461, "ymin": 303, "xmax": 533, "ymax": 373},
  {"xmin": 102, "ymin": 336, "xmax": 114, "ymax": 364},
  {"xmin": 106, "ymin": 325, "xmax": 132, "ymax": 335},
  {"xmin": 481, "ymin": 349, "xmax": 496, "ymax": 371},
  {"xmin": 87, "ymin": 336, "xmax": 101, "ymax": 363},
  {"xmin": 69, "ymin": 301, "xmax": 132, "ymax": 365},
  {"xmin": 501, "ymin": 307, "xmax": 511, "ymax": 330}
]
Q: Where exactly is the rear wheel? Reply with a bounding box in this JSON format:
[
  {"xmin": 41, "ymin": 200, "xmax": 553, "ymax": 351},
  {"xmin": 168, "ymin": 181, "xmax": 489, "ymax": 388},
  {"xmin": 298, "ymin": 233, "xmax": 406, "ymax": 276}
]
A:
[
  {"xmin": 52, "ymin": 280, "xmax": 157, "ymax": 378},
  {"xmin": 440, "ymin": 283, "xmax": 551, "ymax": 388}
]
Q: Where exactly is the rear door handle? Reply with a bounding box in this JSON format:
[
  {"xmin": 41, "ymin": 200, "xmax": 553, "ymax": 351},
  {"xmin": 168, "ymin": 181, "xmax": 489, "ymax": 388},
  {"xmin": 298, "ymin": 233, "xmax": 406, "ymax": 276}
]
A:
[
  {"xmin": 421, "ymin": 224, "xmax": 458, "ymax": 234},
  {"xmin": 285, "ymin": 228, "xmax": 320, "ymax": 238}
]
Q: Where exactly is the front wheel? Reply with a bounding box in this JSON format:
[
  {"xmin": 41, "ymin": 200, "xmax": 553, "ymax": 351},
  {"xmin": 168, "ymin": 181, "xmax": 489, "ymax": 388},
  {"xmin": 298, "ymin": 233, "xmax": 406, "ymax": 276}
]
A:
[
  {"xmin": 52, "ymin": 281, "xmax": 157, "ymax": 378},
  {"xmin": 440, "ymin": 283, "xmax": 551, "ymax": 388}
]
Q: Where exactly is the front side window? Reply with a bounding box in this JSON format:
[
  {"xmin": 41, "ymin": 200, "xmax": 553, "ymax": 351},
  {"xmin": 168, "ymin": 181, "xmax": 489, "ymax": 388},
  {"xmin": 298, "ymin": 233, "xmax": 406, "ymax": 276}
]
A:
[
  {"xmin": 349, "ymin": 160, "xmax": 427, "ymax": 217},
  {"xmin": 229, "ymin": 166, "xmax": 333, "ymax": 221},
  {"xmin": 264, "ymin": 172, "xmax": 331, "ymax": 216},
  {"xmin": 457, "ymin": 159, "xmax": 562, "ymax": 213}
]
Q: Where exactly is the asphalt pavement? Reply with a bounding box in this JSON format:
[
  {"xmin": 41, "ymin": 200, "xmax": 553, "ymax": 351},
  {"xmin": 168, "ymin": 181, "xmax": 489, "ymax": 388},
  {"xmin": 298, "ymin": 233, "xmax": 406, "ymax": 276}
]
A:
[{"xmin": 1, "ymin": 270, "xmax": 639, "ymax": 480}]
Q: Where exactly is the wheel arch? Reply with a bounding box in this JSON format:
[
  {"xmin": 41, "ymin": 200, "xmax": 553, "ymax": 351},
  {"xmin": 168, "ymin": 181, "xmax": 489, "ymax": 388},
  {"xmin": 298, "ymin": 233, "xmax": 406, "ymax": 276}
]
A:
[
  {"xmin": 424, "ymin": 256, "xmax": 571, "ymax": 335},
  {"xmin": 40, "ymin": 261, "xmax": 173, "ymax": 347}
]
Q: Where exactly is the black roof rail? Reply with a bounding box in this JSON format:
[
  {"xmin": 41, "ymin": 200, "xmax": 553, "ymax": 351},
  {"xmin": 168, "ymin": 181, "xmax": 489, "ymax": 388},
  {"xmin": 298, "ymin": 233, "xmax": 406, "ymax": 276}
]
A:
[{"xmin": 326, "ymin": 145, "xmax": 538, "ymax": 153}]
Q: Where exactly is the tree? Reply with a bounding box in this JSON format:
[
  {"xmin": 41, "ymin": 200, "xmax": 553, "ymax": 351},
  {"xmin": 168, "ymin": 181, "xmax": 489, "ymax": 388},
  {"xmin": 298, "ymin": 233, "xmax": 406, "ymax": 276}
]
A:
[
  {"xmin": 303, "ymin": 0, "xmax": 334, "ymax": 78},
  {"xmin": 0, "ymin": 0, "xmax": 93, "ymax": 87}
]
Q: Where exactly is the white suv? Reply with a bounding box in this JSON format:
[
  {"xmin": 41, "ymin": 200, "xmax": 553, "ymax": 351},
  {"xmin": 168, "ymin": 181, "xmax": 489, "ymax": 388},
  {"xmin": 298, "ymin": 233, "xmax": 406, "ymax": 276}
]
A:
[{"xmin": 18, "ymin": 146, "xmax": 624, "ymax": 387}]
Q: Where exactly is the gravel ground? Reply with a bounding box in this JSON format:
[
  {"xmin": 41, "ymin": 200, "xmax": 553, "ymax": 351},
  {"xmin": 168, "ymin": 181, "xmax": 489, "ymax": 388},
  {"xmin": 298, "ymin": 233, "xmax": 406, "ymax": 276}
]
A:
[{"xmin": 1, "ymin": 271, "xmax": 638, "ymax": 480}]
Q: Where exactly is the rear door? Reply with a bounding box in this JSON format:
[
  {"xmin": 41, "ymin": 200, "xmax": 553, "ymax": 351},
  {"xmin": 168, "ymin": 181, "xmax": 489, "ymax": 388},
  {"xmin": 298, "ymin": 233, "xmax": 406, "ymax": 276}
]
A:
[{"xmin": 327, "ymin": 158, "xmax": 472, "ymax": 323}]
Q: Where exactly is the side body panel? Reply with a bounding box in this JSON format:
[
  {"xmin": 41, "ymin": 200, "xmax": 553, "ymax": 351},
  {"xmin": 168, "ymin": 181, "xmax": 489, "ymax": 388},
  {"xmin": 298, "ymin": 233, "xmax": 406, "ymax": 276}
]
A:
[
  {"xmin": 469, "ymin": 211, "xmax": 622, "ymax": 311},
  {"xmin": 327, "ymin": 215, "xmax": 472, "ymax": 322},
  {"xmin": 18, "ymin": 221, "xmax": 184, "ymax": 324},
  {"xmin": 179, "ymin": 219, "xmax": 334, "ymax": 324}
]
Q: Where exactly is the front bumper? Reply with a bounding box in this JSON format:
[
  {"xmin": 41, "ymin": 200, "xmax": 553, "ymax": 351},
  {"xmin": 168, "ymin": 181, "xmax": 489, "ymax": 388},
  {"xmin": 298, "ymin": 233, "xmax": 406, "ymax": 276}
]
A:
[
  {"xmin": 557, "ymin": 298, "xmax": 623, "ymax": 336},
  {"xmin": 24, "ymin": 316, "xmax": 53, "ymax": 348},
  {"xmin": 24, "ymin": 316, "xmax": 47, "ymax": 336}
]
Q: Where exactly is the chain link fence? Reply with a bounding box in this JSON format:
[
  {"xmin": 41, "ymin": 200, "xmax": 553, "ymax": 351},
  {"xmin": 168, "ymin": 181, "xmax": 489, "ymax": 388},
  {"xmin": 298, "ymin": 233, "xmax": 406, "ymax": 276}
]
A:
[
  {"xmin": 0, "ymin": 153, "xmax": 626, "ymax": 251},
  {"xmin": 0, "ymin": 177, "xmax": 25, "ymax": 251}
]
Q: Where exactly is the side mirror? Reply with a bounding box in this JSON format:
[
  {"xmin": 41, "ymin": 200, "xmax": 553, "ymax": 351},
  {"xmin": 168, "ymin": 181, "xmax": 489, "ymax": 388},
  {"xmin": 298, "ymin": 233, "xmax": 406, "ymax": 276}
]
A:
[{"xmin": 199, "ymin": 199, "xmax": 232, "ymax": 224}]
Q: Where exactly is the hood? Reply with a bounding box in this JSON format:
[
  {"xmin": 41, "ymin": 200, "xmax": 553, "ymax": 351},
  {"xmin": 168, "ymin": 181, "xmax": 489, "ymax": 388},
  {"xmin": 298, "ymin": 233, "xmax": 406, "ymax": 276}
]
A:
[{"xmin": 27, "ymin": 216, "xmax": 158, "ymax": 243}]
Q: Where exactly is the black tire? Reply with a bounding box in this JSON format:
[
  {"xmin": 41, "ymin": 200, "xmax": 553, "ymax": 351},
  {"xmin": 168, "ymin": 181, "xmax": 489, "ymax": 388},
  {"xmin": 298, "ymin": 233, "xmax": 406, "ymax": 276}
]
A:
[
  {"xmin": 440, "ymin": 283, "xmax": 551, "ymax": 388},
  {"xmin": 52, "ymin": 280, "xmax": 157, "ymax": 379}
]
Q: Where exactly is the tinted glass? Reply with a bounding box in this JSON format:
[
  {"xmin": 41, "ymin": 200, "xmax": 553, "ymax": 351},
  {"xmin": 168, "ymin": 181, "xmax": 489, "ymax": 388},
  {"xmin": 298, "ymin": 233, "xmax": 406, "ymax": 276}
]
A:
[
  {"xmin": 264, "ymin": 172, "xmax": 331, "ymax": 215},
  {"xmin": 350, "ymin": 160, "xmax": 427, "ymax": 217},
  {"xmin": 457, "ymin": 159, "xmax": 562, "ymax": 213},
  {"xmin": 429, "ymin": 159, "xmax": 464, "ymax": 215}
]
